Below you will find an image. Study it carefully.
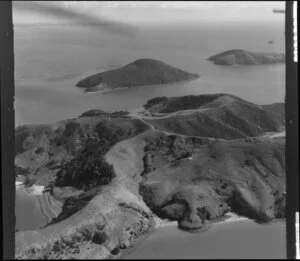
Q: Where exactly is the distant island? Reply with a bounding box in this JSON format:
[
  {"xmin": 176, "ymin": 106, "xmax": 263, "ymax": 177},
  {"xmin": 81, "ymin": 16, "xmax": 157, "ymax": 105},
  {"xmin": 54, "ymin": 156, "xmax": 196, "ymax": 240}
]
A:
[
  {"xmin": 208, "ymin": 49, "xmax": 285, "ymax": 65},
  {"xmin": 76, "ymin": 58, "xmax": 199, "ymax": 91}
]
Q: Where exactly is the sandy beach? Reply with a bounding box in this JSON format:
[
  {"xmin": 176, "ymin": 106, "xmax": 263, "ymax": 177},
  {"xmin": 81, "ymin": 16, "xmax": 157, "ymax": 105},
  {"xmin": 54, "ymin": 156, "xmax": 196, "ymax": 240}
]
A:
[{"xmin": 15, "ymin": 181, "xmax": 62, "ymax": 231}]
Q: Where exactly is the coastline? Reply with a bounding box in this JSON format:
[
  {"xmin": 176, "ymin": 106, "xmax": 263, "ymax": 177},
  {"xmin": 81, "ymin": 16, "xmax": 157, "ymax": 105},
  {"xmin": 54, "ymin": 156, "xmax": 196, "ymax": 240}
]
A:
[
  {"xmin": 120, "ymin": 212, "xmax": 251, "ymax": 259},
  {"xmin": 15, "ymin": 181, "xmax": 62, "ymax": 230},
  {"xmin": 121, "ymin": 213, "xmax": 286, "ymax": 259},
  {"xmin": 153, "ymin": 212, "xmax": 249, "ymax": 229},
  {"xmin": 81, "ymin": 75, "xmax": 200, "ymax": 95},
  {"xmin": 16, "ymin": 182, "xmax": 45, "ymax": 196}
]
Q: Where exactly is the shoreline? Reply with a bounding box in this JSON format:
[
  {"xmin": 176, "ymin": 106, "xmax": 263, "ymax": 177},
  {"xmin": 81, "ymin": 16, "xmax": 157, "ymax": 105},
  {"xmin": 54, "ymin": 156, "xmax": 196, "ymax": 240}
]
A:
[
  {"xmin": 119, "ymin": 212, "xmax": 253, "ymax": 259},
  {"xmin": 120, "ymin": 212, "xmax": 286, "ymax": 259},
  {"xmin": 15, "ymin": 181, "xmax": 62, "ymax": 231},
  {"xmin": 81, "ymin": 75, "xmax": 201, "ymax": 95},
  {"xmin": 121, "ymin": 216, "xmax": 286, "ymax": 260},
  {"xmin": 16, "ymin": 181, "xmax": 45, "ymax": 196},
  {"xmin": 153, "ymin": 212, "xmax": 250, "ymax": 230}
]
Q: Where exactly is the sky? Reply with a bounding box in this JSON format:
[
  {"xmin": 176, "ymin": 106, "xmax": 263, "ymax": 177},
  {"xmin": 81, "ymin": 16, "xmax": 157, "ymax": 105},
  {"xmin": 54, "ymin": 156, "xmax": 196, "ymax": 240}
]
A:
[{"xmin": 13, "ymin": 1, "xmax": 285, "ymax": 26}]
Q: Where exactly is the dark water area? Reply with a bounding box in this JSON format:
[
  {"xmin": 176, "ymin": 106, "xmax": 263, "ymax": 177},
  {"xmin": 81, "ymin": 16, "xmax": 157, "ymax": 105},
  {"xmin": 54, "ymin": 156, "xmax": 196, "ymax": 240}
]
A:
[
  {"xmin": 124, "ymin": 220, "xmax": 286, "ymax": 259},
  {"xmin": 15, "ymin": 189, "xmax": 46, "ymax": 231},
  {"xmin": 14, "ymin": 21, "xmax": 285, "ymax": 126}
]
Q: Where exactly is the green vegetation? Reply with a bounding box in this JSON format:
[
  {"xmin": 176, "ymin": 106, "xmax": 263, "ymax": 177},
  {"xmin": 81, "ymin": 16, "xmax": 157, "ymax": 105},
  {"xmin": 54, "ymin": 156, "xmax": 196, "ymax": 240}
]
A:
[
  {"xmin": 15, "ymin": 116, "xmax": 150, "ymax": 191},
  {"xmin": 55, "ymin": 139, "xmax": 116, "ymax": 190},
  {"xmin": 17, "ymin": 219, "xmax": 107, "ymax": 259},
  {"xmin": 262, "ymin": 103, "xmax": 285, "ymax": 126},
  {"xmin": 54, "ymin": 118, "xmax": 148, "ymax": 190},
  {"xmin": 140, "ymin": 134, "xmax": 285, "ymax": 229},
  {"xmin": 144, "ymin": 94, "xmax": 224, "ymax": 113},
  {"xmin": 15, "ymin": 93, "xmax": 286, "ymax": 259},
  {"xmin": 76, "ymin": 58, "xmax": 199, "ymax": 90},
  {"xmin": 79, "ymin": 110, "xmax": 129, "ymax": 118},
  {"xmin": 208, "ymin": 49, "xmax": 285, "ymax": 65},
  {"xmin": 48, "ymin": 188, "xmax": 99, "ymax": 225},
  {"xmin": 52, "ymin": 121, "xmax": 85, "ymax": 154},
  {"xmin": 143, "ymin": 94, "xmax": 284, "ymax": 139},
  {"xmin": 15, "ymin": 165, "xmax": 30, "ymax": 177},
  {"xmin": 143, "ymin": 96, "xmax": 168, "ymax": 109},
  {"xmin": 23, "ymin": 175, "xmax": 36, "ymax": 187}
]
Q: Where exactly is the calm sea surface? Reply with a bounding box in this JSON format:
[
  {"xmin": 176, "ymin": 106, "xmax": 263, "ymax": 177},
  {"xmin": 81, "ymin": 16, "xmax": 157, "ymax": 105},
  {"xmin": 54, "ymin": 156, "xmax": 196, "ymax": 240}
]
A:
[
  {"xmin": 14, "ymin": 21, "xmax": 285, "ymax": 126},
  {"xmin": 15, "ymin": 189, "xmax": 45, "ymax": 231},
  {"xmin": 124, "ymin": 220, "xmax": 286, "ymax": 259}
]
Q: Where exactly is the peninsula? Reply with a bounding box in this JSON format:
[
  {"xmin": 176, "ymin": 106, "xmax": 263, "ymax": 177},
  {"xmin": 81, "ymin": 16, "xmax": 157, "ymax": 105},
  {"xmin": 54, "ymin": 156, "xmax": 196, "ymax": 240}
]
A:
[{"xmin": 15, "ymin": 94, "xmax": 285, "ymax": 259}]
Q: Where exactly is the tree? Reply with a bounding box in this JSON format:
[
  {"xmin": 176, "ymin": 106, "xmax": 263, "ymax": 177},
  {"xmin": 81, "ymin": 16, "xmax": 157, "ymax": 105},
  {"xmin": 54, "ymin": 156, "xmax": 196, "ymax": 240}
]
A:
[{"xmin": 55, "ymin": 139, "xmax": 116, "ymax": 190}]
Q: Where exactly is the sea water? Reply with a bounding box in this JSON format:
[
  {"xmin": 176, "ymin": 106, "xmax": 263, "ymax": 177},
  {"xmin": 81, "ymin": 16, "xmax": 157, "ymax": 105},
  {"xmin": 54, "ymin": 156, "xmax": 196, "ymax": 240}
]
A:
[
  {"xmin": 124, "ymin": 219, "xmax": 286, "ymax": 259},
  {"xmin": 14, "ymin": 20, "xmax": 286, "ymax": 255},
  {"xmin": 14, "ymin": 21, "xmax": 285, "ymax": 126}
]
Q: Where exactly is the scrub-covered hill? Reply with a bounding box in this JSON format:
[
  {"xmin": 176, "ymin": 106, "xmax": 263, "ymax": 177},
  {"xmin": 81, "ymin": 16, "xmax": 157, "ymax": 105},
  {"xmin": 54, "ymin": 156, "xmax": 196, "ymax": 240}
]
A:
[
  {"xmin": 143, "ymin": 94, "xmax": 285, "ymax": 139},
  {"xmin": 15, "ymin": 94, "xmax": 285, "ymax": 259},
  {"xmin": 139, "ymin": 132, "xmax": 285, "ymax": 230},
  {"xmin": 208, "ymin": 49, "xmax": 285, "ymax": 65},
  {"xmin": 76, "ymin": 58, "xmax": 199, "ymax": 91}
]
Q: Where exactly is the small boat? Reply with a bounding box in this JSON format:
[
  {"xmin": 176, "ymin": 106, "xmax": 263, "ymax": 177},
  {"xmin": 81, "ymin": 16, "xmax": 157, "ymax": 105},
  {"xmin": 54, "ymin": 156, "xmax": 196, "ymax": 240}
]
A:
[{"xmin": 268, "ymin": 41, "xmax": 274, "ymax": 44}]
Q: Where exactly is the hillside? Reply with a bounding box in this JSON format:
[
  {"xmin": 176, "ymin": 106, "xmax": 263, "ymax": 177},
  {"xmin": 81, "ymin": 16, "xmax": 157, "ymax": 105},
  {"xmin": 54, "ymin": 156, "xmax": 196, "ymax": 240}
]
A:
[
  {"xmin": 208, "ymin": 49, "xmax": 285, "ymax": 65},
  {"xmin": 15, "ymin": 129, "xmax": 285, "ymax": 259},
  {"xmin": 140, "ymin": 132, "xmax": 285, "ymax": 230},
  {"xmin": 262, "ymin": 103, "xmax": 285, "ymax": 126},
  {"xmin": 15, "ymin": 116, "xmax": 150, "ymax": 188},
  {"xmin": 143, "ymin": 94, "xmax": 285, "ymax": 139},
  {"xmin": 76, "ymin": 58, "xmax": 199, "ymax": 91},
  {"xmin": 15, "ymin": 93, "xmax": 285, "ymax": 259},
  {"xmin": 143, "ymin": 93, "xmax": 226, "ymax": 113}
]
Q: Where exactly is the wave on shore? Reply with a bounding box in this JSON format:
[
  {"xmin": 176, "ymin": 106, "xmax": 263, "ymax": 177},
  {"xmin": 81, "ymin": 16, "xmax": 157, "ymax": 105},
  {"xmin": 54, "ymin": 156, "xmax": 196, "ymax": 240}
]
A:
[
  {"xmin": 15, "ymin": 180, "xmax": 45, "ymax": 196},
  {"xmin": 154, "ymin": 212, "xmax": 249, "ymax": 231},
  {"xmin": 222, "ymin": 212, "xmax": 249, "ymax": 223}
]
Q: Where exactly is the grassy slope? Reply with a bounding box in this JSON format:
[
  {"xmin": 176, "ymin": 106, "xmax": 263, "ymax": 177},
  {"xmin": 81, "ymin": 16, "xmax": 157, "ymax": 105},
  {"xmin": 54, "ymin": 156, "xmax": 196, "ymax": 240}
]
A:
[
  {"xmin": 262, "ymin": 103, "xmax": 285, "ymax": 126},
  {"xmin": 139, "ymin": 132, "xmax": 285, "ymax": 230},
  {"xmin": 15, "ymin": 117, "xmax": 154, "ymax": 259},
  {"xmin": 76, "ymin": 58, "xmax": 199, "ymax": 89},
  {"xmin": 15, "ymin": 184, "xmax": 156, "ymax": 259},
  {"xmin": 15, "ymin": 94, "xmax": 286, "ymax": 259},
  {"xmin": 15, "ymin": 115, "xmax": 150, "ymax": 187},
  {"xmin": 144, "ymin": 94, "xmax": 284, "ymax": 139},
  {"xmin": 15, "ymin": 131, "xmax": 285, "ymax": 259},
  {"xmin": 144, "ymin": 93, "xmax": 228, "ymax": 113}
]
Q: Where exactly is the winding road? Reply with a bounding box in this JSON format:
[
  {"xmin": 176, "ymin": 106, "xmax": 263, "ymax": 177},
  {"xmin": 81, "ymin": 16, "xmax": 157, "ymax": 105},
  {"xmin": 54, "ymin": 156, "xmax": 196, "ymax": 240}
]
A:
[{"xmin": 128, "ymin": 107, "xmax": 285, "ymax": 142}]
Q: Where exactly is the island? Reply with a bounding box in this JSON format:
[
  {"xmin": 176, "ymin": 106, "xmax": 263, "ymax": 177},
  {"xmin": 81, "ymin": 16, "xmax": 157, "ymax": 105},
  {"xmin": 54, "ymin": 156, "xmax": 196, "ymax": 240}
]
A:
[
  {"xmin": 15, "ymin": 94, "xmax": 285, "ymax": 259},
  {"xmin": 208, "ymin": 49, "xmax": 285, "ymax": 65},
  {"xmin": 76, "ymin": 58, "xmax": 199, "ymax": 92}
]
